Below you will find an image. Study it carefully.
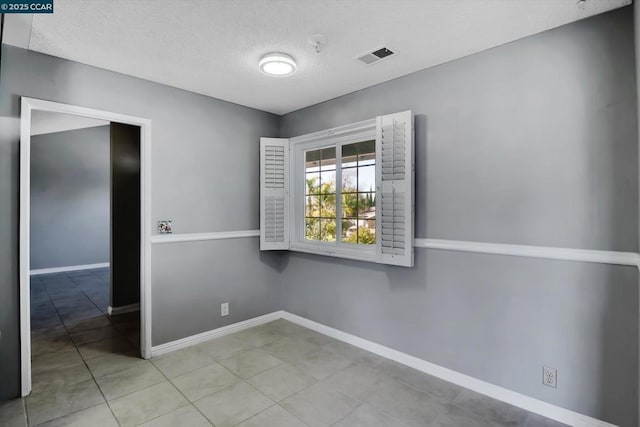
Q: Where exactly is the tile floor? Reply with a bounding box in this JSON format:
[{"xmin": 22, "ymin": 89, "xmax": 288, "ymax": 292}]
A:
[
  {"xmin": 0, "ymin": 270, "xmax": 568, "ymax": 426},
  {"xmin": 31, "ymin": 268, "xmax": 112, "ymax": 329}
]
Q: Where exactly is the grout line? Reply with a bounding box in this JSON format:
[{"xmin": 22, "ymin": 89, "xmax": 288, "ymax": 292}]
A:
[
  {"xmin": 146, "ymin": 356, "xmax": 212, "ymax": 424},
  {"xmin": 328, "ymin": 403, "xmax": 363, "ymax": 427},
  {"xmin": 30, "ymin": 272, "xmax": 122, "ymax": 426},
  {"xmin": 229, "ymin": 397, "xmax": 281, "ymax": 426},
  {"xmin": 66, "ymin": 270, "xmax": 109, "ymax": 315},
  {"xmin": 146, "ymin": 328, "xmax": 305, "ymax": 425},
  {"xmin": 61, "ymin": 274, "xmax": 121, "ymax": 427},
  {"xmin": 30, "ymin": 403, "xmax": 112, "ymax": 427},
  {"xmin": 33, "ymin": 276, "xmax": 65, "ymax": 333}
]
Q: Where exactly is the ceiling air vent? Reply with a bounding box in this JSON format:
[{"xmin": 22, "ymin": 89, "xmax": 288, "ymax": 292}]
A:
[{"xmin": 357, "ymin": 46, "xmax": 396, "ymax": 65}]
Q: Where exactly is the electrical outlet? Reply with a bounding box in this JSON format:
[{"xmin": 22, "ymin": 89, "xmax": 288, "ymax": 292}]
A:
[
  {"xmin": 221, "ymin": 303, "xmax": 229, "ymax": 317},
  {"xmin": 543, "ymin": 366, "xmax": 557, "ymax": 388}
]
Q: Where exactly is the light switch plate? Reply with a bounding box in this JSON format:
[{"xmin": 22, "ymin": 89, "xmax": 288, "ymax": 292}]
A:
[{"xmin": 158, "ymin": 220, "xmax": 173, "ymax": 234}]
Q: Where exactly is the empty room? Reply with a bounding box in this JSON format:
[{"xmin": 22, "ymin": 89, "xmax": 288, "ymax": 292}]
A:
[{"xmin": 0, "ymin": 0, "xmax": 638, "ymax": 426}]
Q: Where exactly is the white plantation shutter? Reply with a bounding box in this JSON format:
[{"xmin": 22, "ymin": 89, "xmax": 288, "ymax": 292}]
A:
[
  {"xmin": 260, "ymin": 138, "xmax": 289, "ymax": 250},
  {"xmin": 376, "ymin": 111, "xmax": 414, "ymax": 267}
]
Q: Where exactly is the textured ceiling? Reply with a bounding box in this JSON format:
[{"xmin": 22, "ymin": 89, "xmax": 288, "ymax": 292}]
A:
[{"xmin": 5, "ymin": 0, "xmax": 631, "ymax": 114}]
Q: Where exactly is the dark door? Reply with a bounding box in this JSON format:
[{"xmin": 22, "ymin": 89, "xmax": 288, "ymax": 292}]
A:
[{"xmin": 110, "ymin": 123, "xmax": 141, "ymax": 309}]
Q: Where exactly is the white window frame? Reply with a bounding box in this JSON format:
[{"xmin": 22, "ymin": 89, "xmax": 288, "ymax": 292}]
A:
[
  {"xmin": 259, "ymin": 110, "xmax": 414, "ymax": 267},
  {"xmin": 289, "ymin": 118, "xmax": 378, "ymax": 263}
]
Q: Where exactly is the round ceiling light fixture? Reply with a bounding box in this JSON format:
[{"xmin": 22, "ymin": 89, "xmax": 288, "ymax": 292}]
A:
[{"xmin": 259, "ymin": 52, "xmax": 297, "ymax": 77}]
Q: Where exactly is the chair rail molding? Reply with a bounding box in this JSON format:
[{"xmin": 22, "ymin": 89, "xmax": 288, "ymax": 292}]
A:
[
  {"xmin": 150, "ymin": 229, "xmax": 260, "ymax": 244},
  {"xmin": 415, "ymin": 238, "xmax": 640, "ymax": 268},
  {"xmin": 151, "ymin": 231, "xmax": 640, "ymax": 268}
]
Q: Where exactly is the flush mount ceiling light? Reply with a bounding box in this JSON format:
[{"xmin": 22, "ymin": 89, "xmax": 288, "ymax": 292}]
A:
[{"xmin": 259, "ymin": 53, "xmax": 297, "ymax": 77}]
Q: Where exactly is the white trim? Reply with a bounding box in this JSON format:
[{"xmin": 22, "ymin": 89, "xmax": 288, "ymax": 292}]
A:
[
  {"xmin": 151, "ymin": 231, "xmax": 640, "ymax": 268},
  {"xmin": 281, "ymin": 311, "xmax": 616, "ymax": 427},
  {"xmin": 30, "ymin": 262, "xmax": 110, "ymax": 276},
  {"xmin": 20, "ymin": 97, "xmax": 153, "ymax": 397},
  {"xmin": 289, "ymin": 118, "xmax": 375, "ymax": 145},
  {"xmin": 634, "ymin": 4, "xmax": 640, "ymax": 421},
  {"xmin": 150, "ymin": 230, "xmax": 259, "ymax": 244},
  {"xmin": 107, "ymin": 303, "xmax": 140, "ymax": 316},
  {"xmin": 415, "ymin": 238, "xmax": 640, "ymax": 268},
  {"xmin": 149, "ymin": 310, "xmax": 614, "ymax": 426},
  {"xmin": 288, "ymin": 242, "xmax": 377, "ymax": 263},
  {"xmin": 19, "ymin": 99, "xmax": 31, "ymax": 397},
  {"xmin": 260, "ymin": 138, "xmax": 290, "ymax": 250},
  {"xmin": 150, "ymin": 311, "xmax": 282, "ymax": 357},
  {"xmin": 289, "ymin": 120, "xmax": 377, "ymax": 261}
]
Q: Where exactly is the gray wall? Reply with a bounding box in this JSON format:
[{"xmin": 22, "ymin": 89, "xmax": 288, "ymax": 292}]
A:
[
  {"xmin": 280, "ymin": 7, "xmax": 638, "ymax": 427},
  {"xmin": 152, "ymin": 239, "xmax": 282, "ymax": 345},
  {"xmin": 0, "ymin": 6, "xmax": 637, "ymax": 425},
  {"xmin": 30, "ymin": 125, "xmax": 110, "ymax": 270},
  {"xmin": 0, "ymin": 45, "xmax": 281, "ymax": 400}
]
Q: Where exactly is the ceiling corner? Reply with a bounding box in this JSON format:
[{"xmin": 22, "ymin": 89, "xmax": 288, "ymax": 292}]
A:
[{"xmin": 2, "ymin": 14, "xmax": 33, "ymax": 49}]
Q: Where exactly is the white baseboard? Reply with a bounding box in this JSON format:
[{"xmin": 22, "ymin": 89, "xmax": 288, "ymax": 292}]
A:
[
  {"xmin": 281, "ymin": 312, "xmax": 616, "ymax": 427},
  {"xmin": 147, "ymin": 310, "xmax": 614, "ymax": 427},
  {"xmin": 30, "ymin": 262, "xmax": 110, "ymax": 275},
  {"xmin": 107, "ymin": 303, "xmax": 140, "ymax": 316},
  {"xmin": 150, "ymin": 311, "xmax": 282, "ymax": 357}
]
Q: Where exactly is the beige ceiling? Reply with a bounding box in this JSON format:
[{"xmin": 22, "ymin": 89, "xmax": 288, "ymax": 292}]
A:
[{"xmin": 3, "ymin": 0, "xmax": 631, "ymax": 114}]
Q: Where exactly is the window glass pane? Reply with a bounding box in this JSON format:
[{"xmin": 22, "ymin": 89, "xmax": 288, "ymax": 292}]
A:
[
  {"xmin": 320, "ymin": 170, "xmax": 336, "ymax": 193},
  {"xmin": 320, "ymin": 194, "xmax": 336, "ymax": 218},
  {"xmin": 320, "ymin": 147, "xmax": 336, "ymax": 165},
  {"xmin": 342, "ymin": 194, "xmax": 358, "ymax": 218},
  {"xmin": 305, "ymin": 149, "xmax": 321, "ymax": 169},
  {"xmin": 358, "ymin": 193, "xmax": 375, "ymax": 216},
  {"xmin": 320, "ymin": 147, "xmax": 336, "ymax": 170},
  {"xmin": 358, "ymin": 165, "xmax": 375, "ymax": 192},
  {"xmin": 305, "ymin": 217, "xmax": 320, "ymax": 241},
  {"xmin": 341, "ymin": 168, "xmax": 357, "ymax": 192},
  {"xmin": 304, "ymin": 141, "xmax": 375, "ymax": 246},
  {"xmin": 358, "ymin": 221, "xmax": 376, "ymax": 244},
  {"xmin": 356, "ymin": 140, "xmax": 375, "ymax": 155},
  {"xmin": 320, "ymin": 219, "xmax": 336, "ymax": 242},
  {"xmin": 341, "ymin": 144, "xmax": 358, "ymax": 168},
  {"xmin": 358, "ymin": 145, "xmax": 375, "ymax": 165},
  {"xmin": 335, "ymin": 140, "xmax": 376, "ymax": 246},
  {"xmin": 305, "ymin": 195, "xmax": 319, "ymax": 217},
  {"xmin": 342, "ymin": 219, "xmax": 357, "ymax": 243},
  {"xmin": 305, "ymin": 172, "xmax": 320, "ymax": 194}
]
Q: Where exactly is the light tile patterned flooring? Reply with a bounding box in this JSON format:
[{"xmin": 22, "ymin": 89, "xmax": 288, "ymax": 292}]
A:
[{"xmin": 0, "ymin": 270, "xmax": 568, "ymax": 426}]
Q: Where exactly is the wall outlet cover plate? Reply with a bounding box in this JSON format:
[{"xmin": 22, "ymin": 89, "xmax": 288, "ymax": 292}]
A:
[{"xmin": 543, "ymin": 366, "xmax": 557, "ymax": 388}]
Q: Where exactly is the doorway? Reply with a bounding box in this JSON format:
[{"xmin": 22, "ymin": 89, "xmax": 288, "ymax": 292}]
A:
[{"xmin": 19, "ymin": 97, "xmax": 152, "ymax": 396}]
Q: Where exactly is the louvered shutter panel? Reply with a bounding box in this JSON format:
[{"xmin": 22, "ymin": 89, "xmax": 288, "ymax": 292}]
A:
[
  {"xmin": 376, "ymin": 111, "xmax": 414, "ymax": 267},
  {"xmin": 260, "ymin": 138, "xmax": 289, "ymax": 250}
]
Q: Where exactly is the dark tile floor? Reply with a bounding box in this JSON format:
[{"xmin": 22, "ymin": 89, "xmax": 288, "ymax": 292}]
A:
[
  {"xmin": 29, "ymin": 268, "xmax": 141, "ymax": 349},
  {"xmin": 30, "ymin": 268, "xmax": 112, "ymax": 330}
]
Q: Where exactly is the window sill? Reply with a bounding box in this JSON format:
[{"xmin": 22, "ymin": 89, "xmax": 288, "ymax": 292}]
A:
[{"xmin": 289, "ymin": 241, "xmax": 378, "ymax": 263}]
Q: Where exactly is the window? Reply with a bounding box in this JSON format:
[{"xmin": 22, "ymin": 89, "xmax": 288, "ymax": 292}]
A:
[
  {"xmin": 304, "ymin": 141, "xmax": 376, "ymax": 245},
  {"xmin": 304, "ymin": 147, "xmax": 337, "ymax": 242},
  {"xmin": 339, "ymin": 140, "xmax": 376, "ymax": 245},
  {"xmin": 260, "ymin": 110, "xmax": 414, "ymax": 267}
]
